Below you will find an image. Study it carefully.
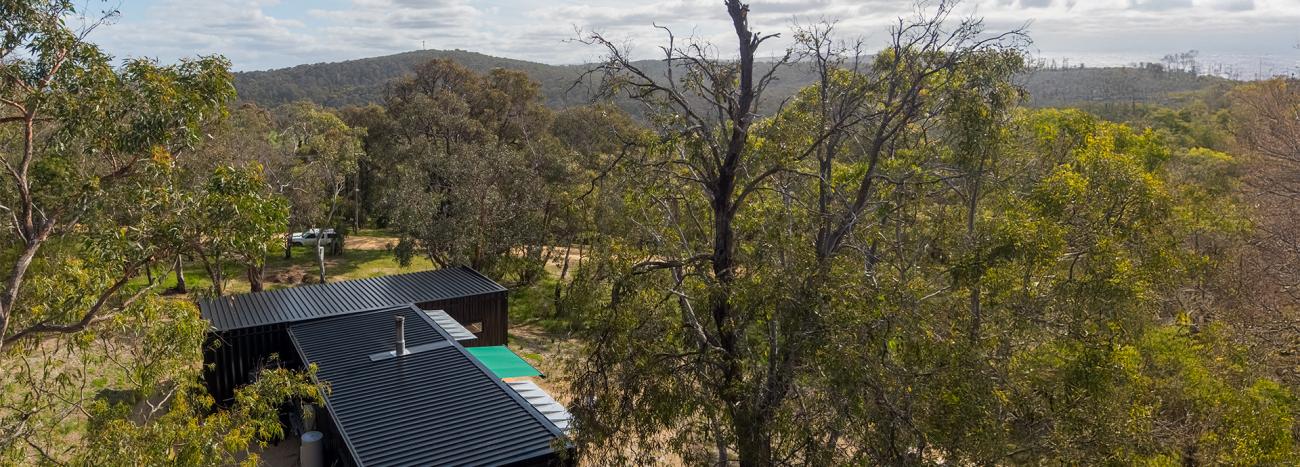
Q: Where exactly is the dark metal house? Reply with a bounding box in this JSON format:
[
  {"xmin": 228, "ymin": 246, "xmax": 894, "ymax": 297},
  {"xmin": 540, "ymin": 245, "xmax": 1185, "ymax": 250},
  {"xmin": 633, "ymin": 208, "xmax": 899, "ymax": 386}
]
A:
[
  {"xmin": 289, "ymin": 305, "xmax": 567, "ymax": 466},
  {"xmin": 199, "ymin": 267, "xmax": 508, "ymax": 403}
]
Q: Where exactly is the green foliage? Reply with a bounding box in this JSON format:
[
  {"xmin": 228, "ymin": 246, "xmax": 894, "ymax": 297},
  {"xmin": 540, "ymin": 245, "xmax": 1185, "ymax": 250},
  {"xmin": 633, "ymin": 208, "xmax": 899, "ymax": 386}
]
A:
[
  {"xmin": 0, "ymin": 3, "xmax": 314, "ymax": 464},
  {"xmin": 2, "ymin": 288, "xmax": 319, "ymax": 465},
  {"xmin": 367, "ymin": 59, "xmax": 585, "ymax": 285},
  {"xmin": 201, "ymin": 166, "xmax": 290, "ymax": 259},
  {"xmin": 568, "ymin": 69, "xmax": 1296, "ymax": 463},
  {"xmin": 272, "ymin": 101, "xmax": 363, "ymax": 231},
  {"xmin": 0, "ymin": 0, "xmax": 234, "ymax": 340},
  {"xmin": 1008, "ymin": 324, "xmax": 1295, "ymax": 464},
  {"xmin": 0, "ymin": 293, "xmax": 204, "ymax": 462},
  {"xmin": 185, "ymin": 165, "xmax": 289, "ymax": 296},
  {"xmin": 79, "ymin": 365, "xmax": 322, "ymax": 466}
]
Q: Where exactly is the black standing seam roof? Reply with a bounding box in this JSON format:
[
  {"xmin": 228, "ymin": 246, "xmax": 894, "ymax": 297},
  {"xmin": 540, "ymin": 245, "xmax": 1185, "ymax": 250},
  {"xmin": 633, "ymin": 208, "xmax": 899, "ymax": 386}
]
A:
[
  {"xmin": 288, "ymin": 305, "xmax": 563, "ymax": 466},
  {"xmin": 198, "ymin": 267, "xmax": 507, "ymax": 331}
]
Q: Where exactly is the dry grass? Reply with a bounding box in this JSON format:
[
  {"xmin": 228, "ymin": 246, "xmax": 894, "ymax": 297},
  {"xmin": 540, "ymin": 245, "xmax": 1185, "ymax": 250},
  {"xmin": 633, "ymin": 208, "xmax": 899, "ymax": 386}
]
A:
[{"xmin": 508, "ymin": 324, "xmax": 581, "ymax": 405}]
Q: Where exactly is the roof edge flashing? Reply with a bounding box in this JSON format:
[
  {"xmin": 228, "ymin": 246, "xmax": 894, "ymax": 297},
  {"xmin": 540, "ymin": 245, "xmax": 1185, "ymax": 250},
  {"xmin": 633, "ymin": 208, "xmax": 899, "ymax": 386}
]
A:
[{"xmin": 458, "ymin": 265, "xmax": 509, "ymax": 292}]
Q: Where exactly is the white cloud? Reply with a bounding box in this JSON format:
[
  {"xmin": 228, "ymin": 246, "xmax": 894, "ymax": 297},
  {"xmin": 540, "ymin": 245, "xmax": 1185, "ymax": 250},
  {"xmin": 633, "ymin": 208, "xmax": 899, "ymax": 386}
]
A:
[
  {"xmin": 1202, "ymin": 0, "xmax": 1255, "ymax": 11},
  {"xmin": 1129, "ymin": 0, "xmax": 1193, "ymax": 11},
  {"xmin": 88, "ymin": 0, "xmax": 1300, "ymax": 72}
]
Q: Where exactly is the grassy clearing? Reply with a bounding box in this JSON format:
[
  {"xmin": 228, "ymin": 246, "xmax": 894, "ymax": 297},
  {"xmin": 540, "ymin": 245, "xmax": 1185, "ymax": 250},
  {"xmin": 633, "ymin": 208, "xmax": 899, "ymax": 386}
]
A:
[
  {"xmin": 509, "ymin": 273, "xmax": 594, "ymax": 336},
  {"xmin": 353, "ymin": 227, "xmax": 397, "ymax": 237},
  {"xmin": 144, "ymin": 245, "xmax": 434, "ymax": 296}
]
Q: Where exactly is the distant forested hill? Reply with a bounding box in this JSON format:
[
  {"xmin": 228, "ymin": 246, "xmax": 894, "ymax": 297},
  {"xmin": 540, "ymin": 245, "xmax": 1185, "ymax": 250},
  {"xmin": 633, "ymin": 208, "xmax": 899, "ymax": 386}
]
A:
[
  {"xmin": 1018, "ymin": 66, "xmax": 1233, "ymax": 107},
  {"xmin": 235, "ymin": 49, "xmax": 594, "ymax": 109},
  {"xmin": 233, "ymin": 49, "xmax": 817, "ymax": 117},
  {"xmin": 233, "ymin": 49, "xmax": 1233, "ymax": 112}
]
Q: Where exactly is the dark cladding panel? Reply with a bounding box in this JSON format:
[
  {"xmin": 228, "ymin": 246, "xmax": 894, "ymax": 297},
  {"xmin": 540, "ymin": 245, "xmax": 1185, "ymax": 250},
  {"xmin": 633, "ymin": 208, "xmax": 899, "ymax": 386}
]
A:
[{"xmin": 417, "ymin": 291, "xmax": 509, "ymax": 347}]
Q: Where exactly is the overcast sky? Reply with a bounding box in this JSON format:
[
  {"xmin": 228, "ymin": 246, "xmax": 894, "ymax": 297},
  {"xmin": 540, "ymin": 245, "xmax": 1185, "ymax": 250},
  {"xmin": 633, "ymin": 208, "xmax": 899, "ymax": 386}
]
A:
[{"xmin": 86, "ymin": 0, "xmax": 1300, "ymax": 76}]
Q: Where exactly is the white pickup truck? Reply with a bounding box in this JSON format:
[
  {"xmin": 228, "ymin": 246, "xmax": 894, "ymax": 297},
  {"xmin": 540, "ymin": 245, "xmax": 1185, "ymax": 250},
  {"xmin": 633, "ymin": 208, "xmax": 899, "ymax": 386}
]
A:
[{"xmin": 290, "ymin": 229, "xmax": 338, "ymax": 246}]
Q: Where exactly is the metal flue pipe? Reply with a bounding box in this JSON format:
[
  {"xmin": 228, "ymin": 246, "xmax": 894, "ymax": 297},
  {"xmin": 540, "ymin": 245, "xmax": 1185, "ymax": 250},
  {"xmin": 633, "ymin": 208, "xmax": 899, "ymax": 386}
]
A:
[{"xmin": 395, "ymin": 315, "xmax": 406, "ymax": 356}]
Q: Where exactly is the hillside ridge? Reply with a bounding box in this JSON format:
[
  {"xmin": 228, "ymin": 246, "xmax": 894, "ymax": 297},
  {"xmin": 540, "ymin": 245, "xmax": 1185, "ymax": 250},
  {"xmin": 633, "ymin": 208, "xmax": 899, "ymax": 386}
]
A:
[{"xmin": 234, "ymin": 49, "xmax": 1232, "ymax": 111}]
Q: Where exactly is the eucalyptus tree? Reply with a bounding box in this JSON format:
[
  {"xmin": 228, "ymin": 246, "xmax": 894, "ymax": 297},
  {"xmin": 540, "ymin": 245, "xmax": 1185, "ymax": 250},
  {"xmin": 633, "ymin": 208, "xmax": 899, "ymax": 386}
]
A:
[
  {"xmin": 338, "ymin": 103, "xmax": 392, "ymax": 228},
  {"xmin": 179, "ymin": 104, "xmax": 289, "ymax": 292},
  {"xmin": 0, "ymin": 0, "xmax": 233, "ymax": 350},
  {"xmin": 374, "ymin": 59, "xmax": 575, "ymax": 284},
  {"xmin": 186, "ymin": 165, "xmax": 289, "ymax": 295},
  {"xmin": 0, "ymin": 2, "xmax": 316, "ymax": 462},
  {"xmin": 272, "ymin": 102, "xmax": 361, "ymax": 259},
  {"xmin": 549, "ymin": 103, "xmax": 647, "ymax": 315},
  {"xmin": 564, "ymin": 0, "xmax": 1297, "ymax": 463}
]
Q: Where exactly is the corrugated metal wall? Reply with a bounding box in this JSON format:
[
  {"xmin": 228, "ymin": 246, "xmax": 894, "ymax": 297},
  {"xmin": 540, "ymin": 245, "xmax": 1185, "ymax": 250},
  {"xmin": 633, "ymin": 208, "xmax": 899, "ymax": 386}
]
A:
[
  {"xmin": 203, "ymin": 290, "xmax": 508, "ymax": 403},
  {"xmin": 416, "ymin": 290, "xmax": 509, "ymax": 347},
  {"xmin": 313, "ymin": 403, "xmax": 357, "ymax": 467},
  {"xmin": 202, "ymin": 324, "xmax": 301, "ymax": 403}
]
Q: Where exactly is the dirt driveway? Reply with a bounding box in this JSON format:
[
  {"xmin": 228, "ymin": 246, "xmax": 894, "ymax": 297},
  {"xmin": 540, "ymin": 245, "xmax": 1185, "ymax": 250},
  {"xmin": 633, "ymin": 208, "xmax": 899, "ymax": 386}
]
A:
[{"xmin": 346, "ymin": 235, "xmax": 397, "ymax": 250}]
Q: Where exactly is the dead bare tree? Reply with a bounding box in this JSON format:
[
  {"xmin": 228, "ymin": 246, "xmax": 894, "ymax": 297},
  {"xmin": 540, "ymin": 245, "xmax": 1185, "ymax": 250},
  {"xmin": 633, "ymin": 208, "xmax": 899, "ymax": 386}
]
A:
[
  {"xmin": 571, "ymin": 1, "xmax": 1026, "ymax": 464},
  {"xmin": 1229, "ymin": 79, "xmax": 1300, "ymax": 385}
]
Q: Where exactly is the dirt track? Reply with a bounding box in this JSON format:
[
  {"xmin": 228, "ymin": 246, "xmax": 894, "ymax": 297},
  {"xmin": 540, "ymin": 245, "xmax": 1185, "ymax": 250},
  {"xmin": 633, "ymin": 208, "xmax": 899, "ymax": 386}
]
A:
[{"xmin": 346, "ymin": 235, "xmax": 397, "ymax": 250}]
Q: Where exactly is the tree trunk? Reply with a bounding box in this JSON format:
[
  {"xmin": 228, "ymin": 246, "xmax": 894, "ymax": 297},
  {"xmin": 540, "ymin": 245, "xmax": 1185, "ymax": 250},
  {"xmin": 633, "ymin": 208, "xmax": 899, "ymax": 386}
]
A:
[
  {"xmin": 0, "ymin": 229, "xmax": 50, "ymax": 349},
  {"xmin": 734, "ymin": 407, "xmax": 774, "ymax": 467},
  {"xmin": 327, "ymin": 181, "xmax": 342, "ymax": 227},
  {"xmin": 967, "ymin": 155, "xmax": 985, "ymax": 344},
  {"xmin": 173, "ymin": 255, "xmax": 187, "ymax": 294},
  {"xmin": 316, "ymin": 244, "xmax": 326, "ymax": 283},
  {"xmin": 354, "ymin": 167, "xmax": 362, "ymax": 229},
  {"xmin": 194, "ymin": 244, "xmax": 225, "ymax": 296},
  {"xmin": 284, "ymin": 230, "xmax": 293, "ymax": 260},
  {"xmin": 247, "ymin": 263, "xmax": 264, "ymax": 292},
  {"xmin": 718, "ymin": 3, "xmax": 769, "ymax": 464},
  {"xmin": 711, "ymin": 414, "xmax": 730, "ymax": 465},
  {"xmin": 212, "ymin": 260, "xmax": 224, "ymax": 297},
  {"xmin": 552, "ymin": 244, "xmax": 573, "ymax": 318}
]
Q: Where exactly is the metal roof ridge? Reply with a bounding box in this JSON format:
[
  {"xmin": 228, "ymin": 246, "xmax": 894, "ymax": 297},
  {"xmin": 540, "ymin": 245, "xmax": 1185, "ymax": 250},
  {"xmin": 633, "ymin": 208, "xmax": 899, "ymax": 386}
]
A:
[
  {"xmin": 200, "ymin": 268, "xmax": 505, "ymax": 331},
  {"xmin": 459, "ymin": 265, "xmax": 509, "ymax": 292}
]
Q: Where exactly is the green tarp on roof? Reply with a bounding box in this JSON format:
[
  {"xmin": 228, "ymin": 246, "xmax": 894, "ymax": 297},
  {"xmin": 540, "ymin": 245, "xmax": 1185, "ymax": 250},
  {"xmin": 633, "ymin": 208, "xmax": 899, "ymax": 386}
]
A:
[{"xmin": 467, "ymin": 346, "xmax": 542, "ymax": 379}]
